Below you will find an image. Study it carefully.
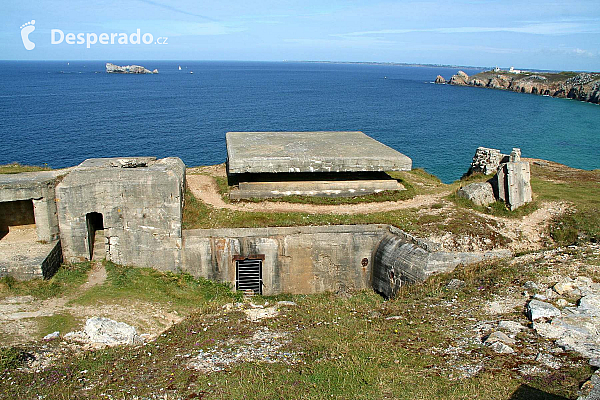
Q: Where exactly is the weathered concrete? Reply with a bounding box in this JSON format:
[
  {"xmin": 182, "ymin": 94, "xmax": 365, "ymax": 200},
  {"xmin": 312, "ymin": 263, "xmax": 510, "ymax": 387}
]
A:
[
  {"xmin": 182, "ymin": 225, "xmax": 388, "ymax": 295},
  {"xmin": 0, "ymin": 170, "xmax": 64, "ymax": 242},
  {"xmin": 372, "ymin": 227, "xmax": 511, "ymax": 298},
  {"xmin": 467, "ymin": 147, "xmax": 507, "ymax": 176},
  {"xmin": 56, "ymin": 157, "xmax": 185, "ymax": 270},
  {"xmin": 456, "ymin": 182, "xmax": 496, "ymax": 206},
  {"xmin": 226, "ymin": 131, "xmax": 412, "ymax": 174},
  {"xmin": 0, "ymin": 236, "xmax": 61, "ymax": 280},
  {"xmin": 230, "ymin": 179, "xmax": 404, "ymax": 199},
  {"xmin": 494, "ymin": 149, "xmax": 533, "ymax": 210}
]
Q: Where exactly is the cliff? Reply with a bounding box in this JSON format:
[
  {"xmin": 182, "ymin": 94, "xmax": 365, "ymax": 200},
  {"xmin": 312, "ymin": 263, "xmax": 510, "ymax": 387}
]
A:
[
  {"xmin": 106, "ymin": 63, "xmax": 158, "ymax": 74},
  {"xmin": 440, "ymin": 69, "xmax": 600, "ymax": 104}
]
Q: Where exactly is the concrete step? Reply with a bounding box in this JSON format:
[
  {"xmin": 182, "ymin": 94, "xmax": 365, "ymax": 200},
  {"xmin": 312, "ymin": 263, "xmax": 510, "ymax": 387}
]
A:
[
  {"xmin": 231, "ymin": 179, "xmax": 405, "ymax": 200},
  {"xmin": 92, "ymin": 230, "xmax": 106, "ymax": 261}
]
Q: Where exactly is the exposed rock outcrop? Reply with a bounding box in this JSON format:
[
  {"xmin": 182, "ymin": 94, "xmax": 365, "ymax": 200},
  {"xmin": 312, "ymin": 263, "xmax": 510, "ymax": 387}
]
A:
[
  {"xmin": 456, "ymin": 182, "xmax": 496, "ymax": 206},
  {"xmin": 449, "ymin": 70, "xmax": 469, "ymax": 85},
  {"xmin": 435, "ymin": 75, "xmax": 446, "ymax": 84},
  {"xmin": 438, "ymin": 69, "xmax": 600, "ymax": 104},
  {"xmin": 106, "ymin": 63, "xmax": 158, "ymax": 74},
  {"xmin": 468, "ymin": 147, "xmax": 507, "ymax": 176},
  {"xmin": 460, "ymin": 147, "xmax": 532, "ymax": 210}
]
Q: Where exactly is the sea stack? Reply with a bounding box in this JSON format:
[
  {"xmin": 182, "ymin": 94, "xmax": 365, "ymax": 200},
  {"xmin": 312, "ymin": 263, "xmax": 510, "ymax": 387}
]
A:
[{"xmin": 105, "ymin": 63, "xmax": 157, "ymax": 74}]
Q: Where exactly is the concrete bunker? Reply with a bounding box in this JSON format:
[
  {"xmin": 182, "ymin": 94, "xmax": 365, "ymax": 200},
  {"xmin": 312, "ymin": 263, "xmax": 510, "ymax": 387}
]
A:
[
  {"xmin": 56, "ymin": 157, "xmax": 185, "ymax": 270},
  {"xmin": 0, "ymin": 170, "xmax": 63, "ymax": 279},
  {"xmin": 0, "ymin": 199, "xmax": 35, "ymax": 239},
  {"xmin": 226, "ymin": 131, "xmax": 412, "ymax": 199}
]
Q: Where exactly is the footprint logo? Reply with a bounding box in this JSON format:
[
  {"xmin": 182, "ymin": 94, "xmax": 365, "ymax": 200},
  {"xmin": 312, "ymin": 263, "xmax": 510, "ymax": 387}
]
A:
[{"xmin": 20, "ymin": 20, "xmax": 36, "ymax": 50}]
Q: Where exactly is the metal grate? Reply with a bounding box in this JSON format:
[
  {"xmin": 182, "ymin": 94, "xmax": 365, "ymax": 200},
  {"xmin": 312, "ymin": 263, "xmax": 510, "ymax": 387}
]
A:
[{"xmin": 236, "ymin": 258, "xmax": 262, "ymax": 295}]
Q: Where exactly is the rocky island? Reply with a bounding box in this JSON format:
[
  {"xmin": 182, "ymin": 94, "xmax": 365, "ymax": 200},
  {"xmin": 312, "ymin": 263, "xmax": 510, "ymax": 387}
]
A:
[
  {"xmin": 437, "ymin": 69, "xmax": 600, "ymax": 104},
  {"xmin": 105, "ymin": 62, "xmax": 158, "ymax": 74}
]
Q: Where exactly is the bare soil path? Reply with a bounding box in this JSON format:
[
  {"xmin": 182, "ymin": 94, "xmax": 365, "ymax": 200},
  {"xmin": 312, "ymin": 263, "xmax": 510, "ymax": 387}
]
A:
[
  {"xmin": 186, "ymin": 170, "xmax": 566, "ymax": 253},
  {"xmin": 0, "ymin": 262, "xmax": 182, "ymax": 345},
  {"xmin": 186, "ymin": 174, "xmax": 450, "ymax": 214}
]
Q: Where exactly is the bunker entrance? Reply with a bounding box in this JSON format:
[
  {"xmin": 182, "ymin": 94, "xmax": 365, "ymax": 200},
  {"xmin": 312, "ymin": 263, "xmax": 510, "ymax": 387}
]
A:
[
  {"xmin": 86, "ymin": 212, "xmax": 104, "ymax": 260},
  {"xmin": 235, "ymin": 257, "xmax": 263, "ymax": 295},
  {"xmin": 0, "ymin": 200, "xmax": 35, "ymax": 240}
]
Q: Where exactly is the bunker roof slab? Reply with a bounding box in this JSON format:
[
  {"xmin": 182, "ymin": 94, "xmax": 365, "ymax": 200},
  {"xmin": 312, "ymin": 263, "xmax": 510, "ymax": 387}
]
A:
[{"xmin": 226, "ymin": 131, "xmax": 412, "ymax": 174}]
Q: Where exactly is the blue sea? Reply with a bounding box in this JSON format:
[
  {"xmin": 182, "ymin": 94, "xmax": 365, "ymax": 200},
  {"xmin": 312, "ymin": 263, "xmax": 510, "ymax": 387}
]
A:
[{"xmin": 0, "ymin": 61, "xmax": 598, "ymax": 183}]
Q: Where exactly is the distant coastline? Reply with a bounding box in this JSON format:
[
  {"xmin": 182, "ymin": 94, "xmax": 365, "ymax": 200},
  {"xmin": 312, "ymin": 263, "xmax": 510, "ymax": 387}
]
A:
[{"xmin": 437, "ymin": 69, "xmax": 600, "ymax": 105}]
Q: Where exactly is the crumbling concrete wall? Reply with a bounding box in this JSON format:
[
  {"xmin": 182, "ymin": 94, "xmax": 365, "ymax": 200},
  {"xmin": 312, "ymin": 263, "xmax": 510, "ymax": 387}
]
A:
[
  {"xmin": 56, "ymin": 157, "xmax": 185, "ymax": 270},
  {"xmin": 495, "ymin": 149, "xmax": 533, "ymax": 210},
  {"xmin": 0, "ymin": 171, "xmax": 61, "ymax": 242},
  {"xmin": 181, "ymin": 225, "xmax": 388, "ymax": 295},
  {"xmin": 372, "ymin": 227, "xmax": 511, "ymax": 298},
  {"xmin": 468, "ymin": 147, "xmax": 507, "ymax": 176}
]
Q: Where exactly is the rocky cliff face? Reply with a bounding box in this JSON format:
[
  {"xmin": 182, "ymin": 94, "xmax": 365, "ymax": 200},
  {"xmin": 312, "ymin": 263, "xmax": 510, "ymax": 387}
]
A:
[
  {"xmin": 441, "ymin": 70, "xmax": 600, "ymax": 104},
  {"xmin": 106, "ymin": 63, "xmax": 158, "ymax": 74}
]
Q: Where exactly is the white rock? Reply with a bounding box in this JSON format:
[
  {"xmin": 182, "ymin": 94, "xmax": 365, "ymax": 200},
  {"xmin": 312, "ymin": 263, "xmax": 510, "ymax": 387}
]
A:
[
  {"xmin": 43, "ymin": 331, "xmax": 60, "ymax": 340},
  {"xmin": 526, "ymin": 300, "xmax": 561, "ymax": 321},
  {"xmin": 83, "ymin": 317, "xmax": 142, "ymax": 346},
  {"xmin": 498, "ymin": 320, "xmax": 526, "ymax": 334},
  {"xmin": 524, "ymin": 281, "xmax": 539, "ymax": 290},
  {"xmin": 554, "ymin": 280, "xmax": 575, "ymax": 295},
  {"xmin": 485, "ymin": 331, "xmax": 516, "ymax": 345},
  {"xmin": 487, "ymin": 341, "xmax": 515, "ymax": 354}
]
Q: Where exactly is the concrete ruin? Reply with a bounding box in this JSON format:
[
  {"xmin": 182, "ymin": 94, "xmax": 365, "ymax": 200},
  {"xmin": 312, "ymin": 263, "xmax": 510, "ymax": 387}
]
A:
[
  {"xmin": 459, "ymin": 147, "xmax": 532, "ymax": 210},
  {"xmin": 226, "ymin": 131, "xmax": 412, "ymax": 199},
  {"xmin": 56, "ymin": 157, "xmax": 185, "ymax": 270},
  {"xmin": 0, "ymin": 170, "xmax": 63, "ymax": 279},
  {"xmin": 2, "ymin": 153, "xmax": 511, "ymax": 296}
]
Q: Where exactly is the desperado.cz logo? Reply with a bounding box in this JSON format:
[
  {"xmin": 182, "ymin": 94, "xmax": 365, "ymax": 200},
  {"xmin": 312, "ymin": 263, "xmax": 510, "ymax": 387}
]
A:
[{"xmin": 20, "ymin": 20, "xmax": 168, "ymax": 50}]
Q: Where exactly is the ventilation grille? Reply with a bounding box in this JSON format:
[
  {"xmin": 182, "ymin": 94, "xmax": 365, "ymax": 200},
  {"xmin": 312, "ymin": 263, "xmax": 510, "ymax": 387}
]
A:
[{"xmin": 236, "ymin": 259, "xmax": 262, "ymax": 295}]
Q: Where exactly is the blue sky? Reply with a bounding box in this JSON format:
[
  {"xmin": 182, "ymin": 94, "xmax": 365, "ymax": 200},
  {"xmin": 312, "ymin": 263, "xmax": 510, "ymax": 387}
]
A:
[{"xmin": 2, "ymin": 0, "xmax": 600, "ymax": 70}]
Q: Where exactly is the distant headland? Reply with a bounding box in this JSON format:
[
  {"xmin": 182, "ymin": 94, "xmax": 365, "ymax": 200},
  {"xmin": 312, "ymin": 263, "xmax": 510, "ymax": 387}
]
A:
[
  {"xmin": 436, "ymin": 68, "xmax": 600, "ymax": 104},
  {"xmin": 105, "ymin": 63, "xmax": 158, "ymax": 74}
]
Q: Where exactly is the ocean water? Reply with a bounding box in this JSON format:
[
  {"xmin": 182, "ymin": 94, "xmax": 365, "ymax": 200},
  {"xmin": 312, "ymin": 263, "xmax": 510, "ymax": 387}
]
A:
[{"xmin": 0, "ymin": 60, "xmax": 598, "ymax": 183}]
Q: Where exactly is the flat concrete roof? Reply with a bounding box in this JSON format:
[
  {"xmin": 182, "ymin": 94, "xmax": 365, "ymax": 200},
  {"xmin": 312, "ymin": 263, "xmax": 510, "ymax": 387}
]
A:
[{"xmin": 226, "ymin": 131, "xmax": 412, "ymax": 174}]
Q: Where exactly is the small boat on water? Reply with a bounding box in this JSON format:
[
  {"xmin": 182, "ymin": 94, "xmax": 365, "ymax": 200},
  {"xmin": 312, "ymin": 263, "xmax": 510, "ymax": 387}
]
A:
[
  {"xmin": 178, "ymin": 65, "xmax": 182, "ymax": 71},
  {"xmin": 190, "ymin": 71, "xmax": 194, "ymax": 74}
]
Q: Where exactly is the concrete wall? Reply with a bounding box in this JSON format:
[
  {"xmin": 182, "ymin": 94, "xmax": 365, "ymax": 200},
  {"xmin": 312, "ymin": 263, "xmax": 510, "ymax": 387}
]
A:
[
  {"xmin": 56, "ymin": 157, "xmax": 185, "ymax": 270},
  {"xmin": 181, "ymin": 225, "xmax": 389, "ymax": 295},
  {"xmin": 0, "ymin": 171, "xmax": 61, "ymax": 242},
  {"xmin": 0, "ymin": 240, "xmax": 61, "ymax": 280},
  {"xmin": 0, "ymin": 200, "xmax": 35, "ymax": 231},
  {"xmin": 372, "ymin": 229, "xmax": 511, "ymax": 299}
]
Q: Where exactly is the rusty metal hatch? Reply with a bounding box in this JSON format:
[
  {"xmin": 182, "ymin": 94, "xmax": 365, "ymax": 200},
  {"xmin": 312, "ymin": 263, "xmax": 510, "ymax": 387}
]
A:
[{"xmin": 235, "ymin": 258, "xmax": 263, "ymax": 295}]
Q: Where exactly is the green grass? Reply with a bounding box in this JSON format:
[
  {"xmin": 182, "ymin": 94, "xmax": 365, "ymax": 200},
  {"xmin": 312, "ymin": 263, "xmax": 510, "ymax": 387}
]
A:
[
  {"xmin": 73, "ymin": 261, "xmax": 242, "ymax": 313},
  {"xmin": 529, "ymin": 168, "xmax": 600, "ymax": 245},
  {"xmin": 0, "ymin": 254, "xmax": 592, "ymax": 399},
  {"xmin": 0, "ymin": 163, "xmax": 51, "ymax": 174},
  {"xmin": 37, "ymin": 313, "xmax": 81, "ymax": 339},
  {"xmin": 0, "ymin": 262, "xmax": 92, "ymax": 300}
]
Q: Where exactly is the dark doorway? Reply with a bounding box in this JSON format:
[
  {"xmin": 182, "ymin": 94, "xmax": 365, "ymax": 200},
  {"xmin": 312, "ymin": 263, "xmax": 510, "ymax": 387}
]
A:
[
  {"xmin": 0, "ymin": 200, "xmax": 35, "ymax": 240},
  {"xmin": 85, "ymin": 212, "xmax": 104, "ymax": 260},
  {"xmin": 236, "ymin": 258, "xmax": 263, "ymax": 295}
]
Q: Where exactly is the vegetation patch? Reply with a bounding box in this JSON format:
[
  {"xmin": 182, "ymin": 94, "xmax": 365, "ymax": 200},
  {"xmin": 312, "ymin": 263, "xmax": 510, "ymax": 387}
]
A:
[
  {"xmin": 73, "ymin": 261, "xmax": 242, "ymax": 313},
  {"xmin": 0, "ymin": 262, "xmax": 92, "ymax": 300},
  {"xmin": 0, "ymin": 163, "xmax": 51, "ymax": 174}
]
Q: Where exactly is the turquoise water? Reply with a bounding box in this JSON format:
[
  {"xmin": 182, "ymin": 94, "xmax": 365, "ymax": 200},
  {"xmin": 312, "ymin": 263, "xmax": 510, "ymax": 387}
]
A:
[{"xmin": 0, "ymin": 61, "xmax": 597, "ymax": 183}]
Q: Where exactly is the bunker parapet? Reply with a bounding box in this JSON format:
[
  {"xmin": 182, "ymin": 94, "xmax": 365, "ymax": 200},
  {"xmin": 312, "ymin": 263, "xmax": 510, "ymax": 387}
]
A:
[{"xmin": 226, "ymin": 131, "xmax": 412, "ymax": 199}]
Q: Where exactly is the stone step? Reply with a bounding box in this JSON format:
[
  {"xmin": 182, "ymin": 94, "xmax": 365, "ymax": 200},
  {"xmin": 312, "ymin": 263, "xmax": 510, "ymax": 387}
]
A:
[{"xmin": 92, "ymin": 230, "xmax": 106, "ymax": 261}]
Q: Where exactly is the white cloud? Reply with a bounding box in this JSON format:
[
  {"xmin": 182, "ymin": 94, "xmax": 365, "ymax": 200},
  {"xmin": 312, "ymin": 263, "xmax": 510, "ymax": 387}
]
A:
[{"xmin": 334, "ymin": 21, "xmax": 600, "ymax": 37}]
